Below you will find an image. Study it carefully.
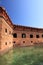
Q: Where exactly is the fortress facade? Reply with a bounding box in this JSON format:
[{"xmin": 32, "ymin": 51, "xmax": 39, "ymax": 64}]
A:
[{"xmin": 0, "ymin": 7, "xmax": 43, "ymax": 54}]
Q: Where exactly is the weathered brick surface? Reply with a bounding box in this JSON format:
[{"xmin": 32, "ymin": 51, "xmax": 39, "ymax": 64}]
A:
[
  {"xmin": 0, "ymin": 7, "xmax": 43, "ymax": 54},
  {"xmin": 0, "ymin": 18, "xmax": 13, "ymax": 54},
  {"xmin": 0, "ymin": 7, "xmax": 13, "ymax": 54},
  {"xmin": 13, "ymin": 28, "xmax": 43, "ymax": 47},
  {"xmin": 0, "ymin": 18, "xmax": 2, "ymax": 50}
]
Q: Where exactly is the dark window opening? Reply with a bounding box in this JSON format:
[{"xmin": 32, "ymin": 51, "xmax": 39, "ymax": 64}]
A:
[
  {"xmin": 31, "ymin": 41, "xmax": 33, "ymax": 43},
  {"xmin": 30, "ymin": 34, "xmax": 33, "ymax": 38},
  {"xmin": 13, "ymin": 41, "xmax": 16, "ymax": 43},
  {"xmin": 5, "ymin": 42, "xmax": 7, "ymax": 45},
  {"xmin": 23, "ymin": 41, "xmax": 25, "ymax": 43},
  {"xmin": 22, "ymin": 33, "xmax": 26, "ymax": 38},
  {"xmin": 42, "ymin": 35, "xmax": 43, "ymax": 38},
  {"xmin": 5, "ymin": 29, "xmax": 7, "ymax": 33},
  {"xmin": 13, "ymin": 33, "xmax": 17, "ymax": 38},
  {"xmin": 36, "ymin": 35, "xmax": 39, "ymax": 38}
]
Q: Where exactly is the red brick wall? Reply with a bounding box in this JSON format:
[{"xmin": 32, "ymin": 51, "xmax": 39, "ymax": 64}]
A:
[
  {"xmin": 0, "ymin": 18, "xmax": 2, "ymax": 50},
  {"xmin": 0, "ymin": 18, "xmax": 13, "ymax": 54},
  {"xmin": 13, "ymin": 30, "xmax": 43, "ymax": 47}
]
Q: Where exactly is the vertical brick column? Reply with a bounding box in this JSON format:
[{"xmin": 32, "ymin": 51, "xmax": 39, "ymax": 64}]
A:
[{"xmin": 0, "ymin": 19, "xmax": 2, "ymax": 50}]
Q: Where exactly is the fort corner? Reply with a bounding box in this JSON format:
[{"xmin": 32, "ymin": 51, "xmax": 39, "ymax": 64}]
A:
[
  {"xmin": 0, "ymin": 7, "xmax": 43, "ymax": 55},
  {"xmin": 0, "ymin": 7, "xmax": 13, "ymax": 54}
]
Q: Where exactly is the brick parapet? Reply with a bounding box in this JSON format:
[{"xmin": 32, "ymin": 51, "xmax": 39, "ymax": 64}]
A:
[{"xmin": 0, "ymin": 7, "xmax": 13, "ymax": 29}]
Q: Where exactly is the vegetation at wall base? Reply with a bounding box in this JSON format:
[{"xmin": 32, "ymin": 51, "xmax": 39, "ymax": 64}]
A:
[{"xmin": 0, "ymin": 46, "xmax": 43, "ymax": 65}]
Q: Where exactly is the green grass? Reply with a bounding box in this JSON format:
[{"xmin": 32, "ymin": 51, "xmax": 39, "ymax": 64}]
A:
[{"xmin": 0, "ymin": 46, "xmax": 43, "ymax": 65}]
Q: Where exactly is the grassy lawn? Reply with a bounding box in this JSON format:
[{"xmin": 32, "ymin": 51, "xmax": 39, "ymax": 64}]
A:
[{"xmin": 0, "ymin": 46, "xmax": 43, "ymax": 65}]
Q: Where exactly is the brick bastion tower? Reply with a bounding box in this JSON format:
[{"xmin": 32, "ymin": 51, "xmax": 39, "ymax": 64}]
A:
[
  {"xmin": 0, "ymin": 7, "xmax": 13, "ymax": 54},
  {"xmin": 0, "ymin": 7, "xmax": 43, "ymax": 54}
]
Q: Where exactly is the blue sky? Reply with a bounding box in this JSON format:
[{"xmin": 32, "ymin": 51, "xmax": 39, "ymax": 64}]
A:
[{"xmin": 0, "ymin": 0, "xmax": 43, "ymax": 28}]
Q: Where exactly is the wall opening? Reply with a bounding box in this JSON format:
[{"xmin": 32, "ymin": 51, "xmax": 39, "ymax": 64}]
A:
[
  {"xmin": 13, "ymin": 33, "xmax": 17, "ymax": 38},
  {"xmin": 22, "ymin": 33, "xmax": 26, "ymax": 38},
  {"xmin": 30, "ymin": 34, "xmax": 33, "ymax": 38}
]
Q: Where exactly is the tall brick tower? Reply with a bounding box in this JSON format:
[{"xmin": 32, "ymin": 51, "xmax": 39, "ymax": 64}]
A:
[{"xmin": 0, "ymin": 7, "xmax": 13, "ymax": 55}]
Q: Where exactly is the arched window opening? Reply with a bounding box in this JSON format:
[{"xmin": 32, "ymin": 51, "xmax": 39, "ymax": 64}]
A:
[
  {"xmin": 30, "ymin": 34, "xmax": 33, "ymax": 38},
  {"xmin": 13, "ymin": 33, "xmax": 17, "ymax": 38},
  {"xmin": 36, "ymin": 35, "xmax": 39, "ymax": 38},
  {"xmin": 22, "ymin": 33, "xmax": 26, "ymax": 38}
]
